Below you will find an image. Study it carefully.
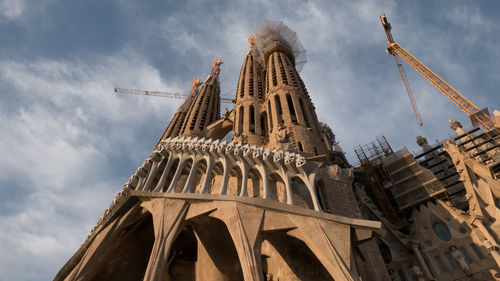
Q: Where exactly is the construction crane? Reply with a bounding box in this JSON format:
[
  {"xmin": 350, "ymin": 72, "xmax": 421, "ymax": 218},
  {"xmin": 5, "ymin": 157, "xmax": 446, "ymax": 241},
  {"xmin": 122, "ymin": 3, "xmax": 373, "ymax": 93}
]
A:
[
  {"xmin": 380, "ymin": 14, "xmax": 496, "ymax": 132},
  {"xmin": 114, "ymin": 87, "xmax": 235, "ymax": 103},
  {"xmin": 379, "ymin": 15, "xmax": 422, "ymax": 127}
]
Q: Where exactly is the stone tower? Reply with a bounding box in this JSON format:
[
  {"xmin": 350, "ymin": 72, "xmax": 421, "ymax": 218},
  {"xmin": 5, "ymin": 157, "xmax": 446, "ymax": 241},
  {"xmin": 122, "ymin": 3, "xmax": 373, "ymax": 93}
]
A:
[
  {"xmin": 256, "ymin": 20, "xmax": 329, "ymax": 156},
  {"xmin": 156, "ymin": 78, "xmax": 201, "ymax": 145},
  {"xmin": 54, "ymin": 20, "xmax": 390, "ymax": 281},
  {"xmin": 179, "ymin": 59, "xmax": 222, "ymax": 138},
  {"xmin": 232, "ymin": 34, "xmax": 266, "ymax": 145}
]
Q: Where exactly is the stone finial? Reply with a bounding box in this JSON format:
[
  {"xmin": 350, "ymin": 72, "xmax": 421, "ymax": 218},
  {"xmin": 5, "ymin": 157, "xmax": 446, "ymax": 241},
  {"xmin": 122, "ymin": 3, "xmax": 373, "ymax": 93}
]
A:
[
  {"xmin": 416, "ymin": 136, "xmax": 428, "ymax": 147},
  {"xmin": 211, "ymin": 58, "xmax": 223, "ymax": 76},
  {"xmin": 248, "ymin": 34, "xmax": 256, "ymax": 47},
  {"xmin": 448, "ymin": 119, "xmax": 462, "ymax": 130}
]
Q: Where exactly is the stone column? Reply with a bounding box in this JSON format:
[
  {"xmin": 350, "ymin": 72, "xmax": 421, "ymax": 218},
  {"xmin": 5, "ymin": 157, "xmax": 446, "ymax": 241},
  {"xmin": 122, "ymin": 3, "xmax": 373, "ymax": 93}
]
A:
[
  {"xmin": 141, "ymin": 199, "xmax": 189, "ymax": 281},
  {"xmin": 182, "ymin": 159, "xmax": 200, "ymax": 193},
  {"xmin": 410, "ymin": 243, "xmax": 435, "ymax": 281},
  {"xmin": 152, "ymin": 154, "xmax": 175, "ymax": 192},
  {"xmin": 136, "ymin": 166, "xmax": 148, "ymax": 191},
  {"xmin": 142, "ymin": 153, "xmax": 162, "ymax": 191},
  {"xmin": 219, "ymin": 157, "xmax": 232, "ymax": 195},
  {"xmin": 257, "ymin": 165, "xmax": 269, "ymax": 199},
  {"xmin": 284, "ymin": 175, "xmax": 293, "ymax": 206},
  {"xmin": 167, "ymin": 157, "xmax": 187, "ymax": 193},
  {"xmin": 200, "ymin": 157, "xmax": 213, "ymax": 194},
  {"xmin": 239, "ymin": 162, "xmax": 249, "ymax": 197}
]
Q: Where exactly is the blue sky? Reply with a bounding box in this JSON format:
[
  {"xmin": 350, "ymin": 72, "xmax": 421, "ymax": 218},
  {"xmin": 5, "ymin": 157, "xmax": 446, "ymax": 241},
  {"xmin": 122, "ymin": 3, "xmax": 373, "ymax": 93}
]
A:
[{"xmin": 0, "ymin": 0, "xmax": 499, "ymax": 280}]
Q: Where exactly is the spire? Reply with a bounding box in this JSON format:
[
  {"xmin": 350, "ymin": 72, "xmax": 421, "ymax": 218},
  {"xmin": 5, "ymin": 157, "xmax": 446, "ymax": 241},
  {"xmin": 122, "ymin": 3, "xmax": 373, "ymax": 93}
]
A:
[
  {"xmin": 179, "ymin": 59, "xmax": 222, "ymax": 138},
  {"xmin": 155, "ymin": 78, "xmax": 202, "ymax": 147},
  {"xmin": 256, "ymin": 20, "xmax": 328, "ymax": 156},
  {"xmin": 232, "ymin": 34, "xmax": 266, "ymax": 145}
]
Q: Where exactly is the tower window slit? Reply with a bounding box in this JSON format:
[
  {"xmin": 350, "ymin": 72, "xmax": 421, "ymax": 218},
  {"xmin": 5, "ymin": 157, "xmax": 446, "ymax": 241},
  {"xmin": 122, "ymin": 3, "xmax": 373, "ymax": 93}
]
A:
[
  {"xmin": 299, "ymin": 98, "xmax": 310, "ymax": 127},
  {"xmin": 277, "ymin": 53, "xmax": 288, "ymax": 85},
  {"xmin": 268, "ymin": 100, "xmax": 273, "ymax": 132},
  {"xmin": 297, "ymin": 142, "xmax": 303, "ymax": 152},
  {"xmin": 260, "ymin": 112, "xmax": 268, "ymax": 137},
  {"xmin": 249, "ymin": 105, "xmax": 255, "ymax": 133},
  {"xmin": 271, "ymin": 54, "xmax": 277, "ymax": 87},
  {"xmin": 274, "ymin": 95, "xmax": 283, "ymax": 123},
  {"xmin": 238, "ymin": 106, "xmax": 244, "ymax": 135},
  {"xmin": 240, "ymin": 58, "xmax": 247, "ymax": 97},
  {"xmin": 249, "ymin": 61, "xmax": 254, "ymax": 97},
  {"xmin": 286, "ymin": 94, "xmax": 297, "ymax": 124}
]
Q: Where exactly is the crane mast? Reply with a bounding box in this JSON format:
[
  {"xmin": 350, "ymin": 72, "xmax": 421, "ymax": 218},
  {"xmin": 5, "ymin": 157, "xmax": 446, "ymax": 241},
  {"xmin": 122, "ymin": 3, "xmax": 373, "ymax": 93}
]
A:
[
  {"xmin": 380, "ymin": 14, "xmax": 496, "ymax": 132},
  {"xmin": 380, "ymin": 14, "xmax": 422, "ymax": 126}
]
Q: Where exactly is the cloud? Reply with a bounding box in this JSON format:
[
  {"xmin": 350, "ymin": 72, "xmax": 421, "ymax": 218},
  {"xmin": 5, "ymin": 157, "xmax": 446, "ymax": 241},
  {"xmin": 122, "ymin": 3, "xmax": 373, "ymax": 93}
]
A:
[
  {"xmin": 0, "ymin": 0, "xmax": 25, "ymax": 19},
  {"xmin": 0, "ymin": 50, "xmax": 184, "ymax": 280}
]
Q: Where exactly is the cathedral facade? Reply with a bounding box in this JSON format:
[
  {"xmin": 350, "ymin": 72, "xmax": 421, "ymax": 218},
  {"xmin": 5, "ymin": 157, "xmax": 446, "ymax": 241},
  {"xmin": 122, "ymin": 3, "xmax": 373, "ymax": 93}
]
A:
[{"xmin": 54, "ymin": 20, "xmax": 390, "ymax": 281}]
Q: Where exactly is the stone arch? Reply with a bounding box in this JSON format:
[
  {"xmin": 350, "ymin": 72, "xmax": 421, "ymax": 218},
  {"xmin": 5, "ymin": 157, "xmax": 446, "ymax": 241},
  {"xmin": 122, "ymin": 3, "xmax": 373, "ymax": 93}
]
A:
[
  {"xmin": 91, "ymin": 211, "xmax": 155, "ymax": 281},
  {"xmin": 173, "ymin": 158, "xmax": 194, "ymax": 193},
  {"xmin": 261, "ymin": 231, "xmax": 333, "ymax": 281},
  {"xmin": 189, "ymin": 216, "xmax": 244, "ymax": 280},
  {"xmin": 316, "ymin": 179, "xmax": 327, "ymax": 211},
  {"xmin": 166, "ymin": 225, "xmax": 198, "ymax": 280},
  {"xmin": 208, "ymin": 161, "xmax": 225, "ymax": 195},
  {"xmin": 145, "ymin": 154, "xmax": 169, "ymax": 191},
  {"xmin": 290, "ymin": 176, "xmax": 314, "ymax": 209},
  {"xmin": 269, "ymin": 173, "xmax": 287, "ymax": 204},
  {"xmin": 227, "ymin": 165, "xmax": 243, "ymax": 196},
  {"xmin": 162, "ymin": 157, "xmax": 180, "ymax": 192},
  {"xmin": 192, "ymin": 158, "xmax": 208, "ymax": 194},
  {"xmin": 248, "ymin": 168, "xmax": 263, "ymax": 198}
]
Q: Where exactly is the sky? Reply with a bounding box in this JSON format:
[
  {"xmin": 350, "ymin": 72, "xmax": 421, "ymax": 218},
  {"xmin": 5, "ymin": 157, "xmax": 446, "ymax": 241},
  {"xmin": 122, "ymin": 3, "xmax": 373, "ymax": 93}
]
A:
[{"xmin": 0, "ymin": 0, "xmax": 499, "ymax": 280}]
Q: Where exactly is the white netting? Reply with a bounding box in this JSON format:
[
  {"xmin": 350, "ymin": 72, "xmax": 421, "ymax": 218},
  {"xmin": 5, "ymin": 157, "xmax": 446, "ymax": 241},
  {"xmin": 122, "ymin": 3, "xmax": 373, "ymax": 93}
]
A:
[{"xmin": 255, "ymin": 19, "xmax": 307, "ymax": 72}]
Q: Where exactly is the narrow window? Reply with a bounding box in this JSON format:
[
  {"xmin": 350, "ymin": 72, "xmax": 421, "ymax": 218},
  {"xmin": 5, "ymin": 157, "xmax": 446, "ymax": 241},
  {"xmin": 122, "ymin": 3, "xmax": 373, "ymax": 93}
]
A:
[
  {"xmin": 397, "ymin": 271, "xmax": 407, "ymax": 281},
  {"xmin": 471, "ymin": 243, "xmax": 485, "ymax": 260},
  {"xmin": 238, "ymin": 106, "xmax": 244, "ymax": 135},
  {"xmin": 239, "ymin": 58, "xmax": 247, "ymax": 97},
  {"xmin": 460, "ymin": 248, "xmax": 474, "ymax": 264},
  {"xmin": 434, "ymin": 256, "xmax": 447, "ymax": 273},
  {"xmin": 260, "ymin": 112, "xmax": 268, "ymax": 137},
  {"xmin": 314, "ymin": 148, "xmax": 318, "ymax": 156},
  {"xmin": 274, "ymin": 95, "xmax": 283, "ymax": 123},
  {"xmin": 299, "ymin": 98, "xmax": 310, "ymax": 127},
  {"xmin": 267, "ymin": 100, "xmax": 273, "ymax": 132},
  {"xmin": 271, "ymin": 54, "xmax": 277, "ymax": 87},
  {"xmin": 249, "ymin": 57, "xmax": 254, "ymax": 97},
  {"xmin": 297, "ymin": 142, "xmax": 303, "ymax": 152},
  {"xmin": 286, "ymin": 94, "xmax": 297, "ymax": 124},
  {"xmin": 249, "ymin": 105, "xmax": 255, "ymax": 133},
  {"xmin": 445, "ymin": 252, "xmax": 458, "ymax": 269}
]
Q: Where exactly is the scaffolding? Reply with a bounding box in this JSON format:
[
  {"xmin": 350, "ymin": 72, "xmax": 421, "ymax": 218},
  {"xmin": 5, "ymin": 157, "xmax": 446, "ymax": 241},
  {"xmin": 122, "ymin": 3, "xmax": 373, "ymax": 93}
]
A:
[{"xmin": 355, "ymin": 135, "xmax": 399, "ymax": 222}]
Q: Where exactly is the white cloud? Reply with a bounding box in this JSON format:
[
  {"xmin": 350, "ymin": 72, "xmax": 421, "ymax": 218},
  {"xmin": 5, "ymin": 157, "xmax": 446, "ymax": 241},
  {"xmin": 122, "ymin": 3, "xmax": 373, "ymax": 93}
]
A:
[
  {"xmin": 0, "ymin": 50, "xmax": 184, "ymax": 280},
  {"xmin": 0, "ymin": 0, "xmax": 25, "ymax": 20}
]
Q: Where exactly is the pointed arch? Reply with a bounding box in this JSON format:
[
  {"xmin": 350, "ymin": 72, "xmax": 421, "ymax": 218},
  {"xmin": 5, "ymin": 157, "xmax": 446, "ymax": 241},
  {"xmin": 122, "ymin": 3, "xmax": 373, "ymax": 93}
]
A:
[
  {"xmin": 290, "ymin": 176, "xmax": 314, "ymax": 209},
  {"xmin": 268, "ymin": 173, "xmax": 287, "ymax": 204}
]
